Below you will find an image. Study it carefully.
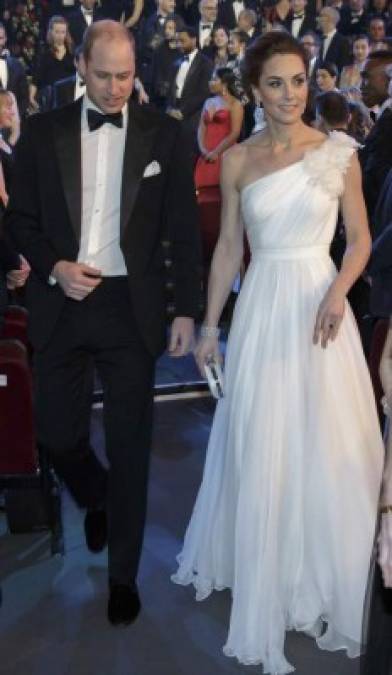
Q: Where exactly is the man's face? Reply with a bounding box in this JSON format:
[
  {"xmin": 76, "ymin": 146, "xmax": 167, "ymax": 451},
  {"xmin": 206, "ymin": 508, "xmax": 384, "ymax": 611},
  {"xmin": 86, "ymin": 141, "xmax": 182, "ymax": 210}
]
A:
[
  {"xmin": 159, "ymin": 0, "xmax": 175, "ymax": 15},
  {"xmin": 199, "ymin": 0, "xmax": 217, "ymax": 23},
  {"xmin": 350, "ymin": 0, "xmax": 364, "ymax": 12},
  {"xmin": 81, "ymin": 0, "xmax": 96, "ymax": 9},
  {"xmin": 369, "ymin": 19, "xmax": 386, "ymax": 41},
  {"xmin": 228, "ymin": 33, "xmax": 240, "ymax": 56},
  {"xmin": 0, "ymin": 27, "xmax": 7, "ymax": 53},
  {"xmin": 361, "ymin": 58, "xmax": 390, "ymax": 107},
  {"xmin": 301, "ymin": 34, "xmax": 318, "ymax": 59},
  {"xmin": 177, "ymin": 31, "xmax": 196, "ymax": 54},
  {"xmin": 317, "ymin": 9, "xmax": 335, "ymax": 34},
  {"xmin": 80, "ymin": 37, "xmax": 135, "ymax": 113},
  {"xmin": 292, "ymin": 0, "xmax": 307, "ymax": 14}
]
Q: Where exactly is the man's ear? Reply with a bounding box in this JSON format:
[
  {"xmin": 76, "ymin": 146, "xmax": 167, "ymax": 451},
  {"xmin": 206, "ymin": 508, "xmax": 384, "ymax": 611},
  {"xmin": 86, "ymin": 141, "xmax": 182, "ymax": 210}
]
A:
[{"xmin": 79, "ymin": 54, "xmax": 87, "ymax": 78}]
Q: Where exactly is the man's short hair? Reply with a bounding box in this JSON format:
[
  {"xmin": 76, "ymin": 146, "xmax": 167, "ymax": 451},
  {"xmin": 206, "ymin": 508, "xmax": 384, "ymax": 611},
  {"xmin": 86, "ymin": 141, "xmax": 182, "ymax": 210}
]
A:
[
  {"xmin": 178, "ymin": 25, "xmax": 198, "ymax": 40},
  {"xmin": 231, "ymin": 29, "xmax": 250, "ymax": 46},
  {"xmin": 82, "ymin": 19, "xmax": 135, "ymax": 63},
  {"xmin": 316, "ymin": 90, "xmax": 350, "ymax": 127}
]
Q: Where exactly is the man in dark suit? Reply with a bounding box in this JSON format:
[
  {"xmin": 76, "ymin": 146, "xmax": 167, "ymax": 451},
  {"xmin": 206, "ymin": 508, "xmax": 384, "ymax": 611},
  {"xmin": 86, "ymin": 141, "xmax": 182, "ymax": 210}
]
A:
[
  {"xmin": 360, "ymin": 51, "xmax": 392, "ymax": 229},
  {"xmin": 338, "ymin": 0, "xmax": 369, "ymax": 36},
  {"xmin": 217, "ymin": 0, "xmax": 258, "ymax": 31},
  {"xmin": 316, "ymin": 6, "xmax": 351, "ymax": 74},
  {"xmin": 195, "ymin": 0, "xmax": 218, "ymax": 48},
  {"xmin": 6, "ymin": 20, "xmax": 201, "ymax": 626},
  {"xmin": 137, "ymin": 0, "xmax": 178, "ymax": 93},
  {"xmin": 68, "ymin": 0, "xmax": 102, "ymax": 47},
  {"xmin": 167, "ymin": 25, "xmax": 213, "ymax": 150},
  {"xmin": 283, "ymin": 0, "xmax": 316, "ymax": 39},
  {"xmin": 0, "ymin": 23, "xmax": 29, "ymax": 117},
  {"xmin": 368, "ymin": 169, "xmax": 392, "ymax": 318}
]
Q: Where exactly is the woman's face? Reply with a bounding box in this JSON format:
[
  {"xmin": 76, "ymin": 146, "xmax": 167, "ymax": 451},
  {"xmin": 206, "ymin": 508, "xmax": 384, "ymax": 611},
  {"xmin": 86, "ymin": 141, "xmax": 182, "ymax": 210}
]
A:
[
  {"xmin": 209, "ymin": 73, "xmax": 223, "ymax": 94},
  {"xmin": 353, "ymin": 38, "xmax": 369, "ymax": 63},
  {"xmin": 213, "ymin": 28, "xmax": 228, "ymax": 49},
  {"xmin": 316, "ymin": 68, "xmax": 336, "ymax": 92},
  {"xmin": 255, "ymin": 53, "xmax": 308, "ymax": 125},
  {"xmin": 50, "ymin": 22, "xmax": 67, "ymax": 47},
  {"xmin": 0, "ymin": 95, "xmax": 14, "ymax": 128},
  {"xmin": 373, "ymin": 0, "xmax": 386, "ymax": 11},
  {"xmin": 164, "ymin": 20, "xmax": 176, "ymax": 40}
]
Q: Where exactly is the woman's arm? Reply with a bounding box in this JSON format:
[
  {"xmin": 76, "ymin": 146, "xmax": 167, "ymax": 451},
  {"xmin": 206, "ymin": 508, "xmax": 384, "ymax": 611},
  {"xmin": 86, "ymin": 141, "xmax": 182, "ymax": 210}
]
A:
[
  {"xmin": 314, "ymin": 153, "xmax": 371, "ymax": 348},
  {"xmin": 194, "ymin": 146, "xmax": 245, "ymax": 370},
  {"xmin": 197, "ymin": 104, "xmax": 208, "ymax": 156},
  {"xmin": 206, "ymin": 101, "xmax": 244, "ymax": 160}
]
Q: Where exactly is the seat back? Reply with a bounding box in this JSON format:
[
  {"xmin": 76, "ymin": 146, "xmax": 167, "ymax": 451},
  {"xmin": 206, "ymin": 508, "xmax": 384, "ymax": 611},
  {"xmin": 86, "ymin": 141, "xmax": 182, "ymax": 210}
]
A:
[{"xmin": 1, "ymin": 305, "xmax": 29, "ymax": 351}]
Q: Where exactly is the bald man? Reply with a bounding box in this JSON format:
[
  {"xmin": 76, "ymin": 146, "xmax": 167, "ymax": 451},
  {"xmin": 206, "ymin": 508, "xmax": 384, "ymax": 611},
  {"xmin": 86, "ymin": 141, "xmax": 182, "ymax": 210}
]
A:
[{"xmin": 6, "ymin": 20, "xmax": 201, "ymax": 626}]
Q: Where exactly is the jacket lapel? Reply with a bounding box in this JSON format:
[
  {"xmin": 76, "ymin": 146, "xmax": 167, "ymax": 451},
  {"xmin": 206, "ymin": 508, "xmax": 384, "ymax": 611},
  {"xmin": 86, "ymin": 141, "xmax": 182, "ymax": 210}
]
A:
[
  {"xmin": 181, "ymin": 52, "xmax": 200, "ymax": 99},
  {"xmin": 120, "ymin": 100, "xmax": 159, "ymax": 234},
  {"xmin": 53, "ymin": 99, "xmax": 82, "ymax": 241}
]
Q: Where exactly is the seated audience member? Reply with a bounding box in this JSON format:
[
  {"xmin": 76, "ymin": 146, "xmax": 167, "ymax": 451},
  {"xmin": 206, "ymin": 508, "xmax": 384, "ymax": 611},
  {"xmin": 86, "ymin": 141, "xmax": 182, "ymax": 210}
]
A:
[
  {"xmin": 316, "ymin": 61, "xmax": 339, "ymax": 93},
  {"xmin": 300, "ymin": 30, "xmax": 320, "ymax": 81},
  {"xmin": 0, "ymin": 22, "xmax": 29, "ymax": 117},
  {"xmin": 68, "ymin": 0, "xmax": 101, "ymax": 47},
  {"xmin": 316, "ymin": 6, "xmax": 351, "ymax": 73},
  {"xmin": 314, "ymin": 89, "xmax": 350, "ymax": 133},
  {"xmin": 227, "ymin": 29, "xmax": 249, "ymax": 75},
  {"xmin": 217, "ymin": 0, "xmax": 259, "ymax": 32},
  {"xmin": 368, "ymin": 15, "xmax": 388, "ymax": 45},
  {"xmin": 196, "ymin": 0, "xmax": 218, "ymax": 50},
  {"xmin": 367, "ymin": 0, "xmax": 391, "ymax": 25},
  {"xmin": 150, "ymin": 15, "xmax": 183, "ymax": 109},
  {"xmin": 338, "ymin": 0, "xmax": 369, "ymax": 36},
  {"xmin": 202, "ymin": 24, "xmax": 230, "ymax": 66},
  {"xmin": 262, "ymin": 0, "xmax": 291, "ymax": 30},
  {"xmin": 52, "ymin": 44, "xmax": 85, "ymax": 107},
  {"xmin": 348, "ymin": 99, "xmax": 373, "ymax": 141},
  {"xmin": 283, "ymin": 0, "xmax": 316, "ymax": 39},
  {"xmin": 30, "ymin": 15, "xmax": 75, "ymax": 112},
  {"xmin": 340, "ymin": 34, "xmax": 370, "ymax": 88},
  {"xmin": 360, "ymin": 52, "xmax": 392, "ymax": 228},
  {"xmin": 237, "ymin": 9, "xmax": 259, "ymax": 41},
  {"xmin": 138, "ymin": 0, "xmax": 178, "ymax": 94},
  {"xmin": 167, "ymin": 25, "xmax": 213, "ymax": 152}
]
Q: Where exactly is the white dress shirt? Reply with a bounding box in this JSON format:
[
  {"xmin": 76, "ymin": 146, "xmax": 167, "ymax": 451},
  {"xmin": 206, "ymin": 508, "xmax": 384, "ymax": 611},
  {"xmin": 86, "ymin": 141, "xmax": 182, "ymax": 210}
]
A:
[
  {"xmin": 322, "ymin": 29, "xmax": 336, "ymax": 60},
  {"xmin": 175, "ymin": 49, "xmax": 198, "ymax": 100},
  {"xmin": 77, "ymin": 95, "xmax": 128, "ymax": 276},
  {"xmin": 199, "ymin": 22, "xmax": 214, "ymax": 48},
  {"xmin": 74, "ymin": 74, "xmax": 86, "ymax": 101},
  {"xmin": 0, "ymin": 57, "xmax": 8, "ymax": 89},
  {"xmin": 233, "ymin": 0, "xmax": 245, "ymax": 22},
  {"xmin": 291, "ymin": 14, "xmax": 304, "ymax": 38},
  {"xmin": 81, "ymin": 6, "xmax": 93, "ymax": 25}
]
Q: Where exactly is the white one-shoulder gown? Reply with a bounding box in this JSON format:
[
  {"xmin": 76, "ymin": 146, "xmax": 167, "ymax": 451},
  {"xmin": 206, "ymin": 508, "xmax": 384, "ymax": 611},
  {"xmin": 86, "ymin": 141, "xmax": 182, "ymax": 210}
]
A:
[{"xmin": 172, "ymin": 132, "xmax": 384, "ymax": 674}]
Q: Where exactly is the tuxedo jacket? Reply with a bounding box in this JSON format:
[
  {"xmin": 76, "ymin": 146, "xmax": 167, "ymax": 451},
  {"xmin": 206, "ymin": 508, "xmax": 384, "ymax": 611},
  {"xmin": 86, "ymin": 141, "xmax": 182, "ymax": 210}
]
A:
[
  {"xmin": 283, "ymin": 12, "xmax": 317, "ymax": 37},
  {"xmin": 4, "ymin": 56, "xmax": 29, "ymax": 117},
  {"xmin": 217, "ymin": 0, "xmax": 259, "ymax": 31},
  {"xmin": 368, "ymin": 169, "xmax": 392, "ymax": 317},
  {"xmin": 52, "ymin": 75, "xmax": 77, "ymax": 109},
  {"xmin": 67, "ymin": 8, "xmax": 102, "ymax": 47},
  {"xmin": 317, "ymin": 32, "xmax": 351, "ymax": 73},
  {"xmin": 5, "ymin": 99, "xmax": 201, "ymax": 355},
  {"xmin": 360, "ymin": 107, "xmax": 392, "ymax": 229},
  {"xmin": 169, "ymin": 51, "xmax": 213, "ymax": 130},
  {"xmin": 338, "ymin": 7, "xmax": 370, "ymax": 36}
]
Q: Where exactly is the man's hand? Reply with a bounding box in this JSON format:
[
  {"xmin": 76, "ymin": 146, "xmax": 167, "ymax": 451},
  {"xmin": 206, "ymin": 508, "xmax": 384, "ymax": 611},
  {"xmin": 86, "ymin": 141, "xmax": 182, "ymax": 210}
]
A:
[
  {"xmin": 6, "ymin": 254, "xmax": 30, "ymax": 289},
  {"xmin": 167, "ymin": 108, "xmax": 183, "ymax": 121},
  {"xmin": 52, "ymin": 261, "xmax": 102, "ymax": 301},
  {"xmin": 168, "ymin": 317, "xmax": 195, "ymax": 357}
]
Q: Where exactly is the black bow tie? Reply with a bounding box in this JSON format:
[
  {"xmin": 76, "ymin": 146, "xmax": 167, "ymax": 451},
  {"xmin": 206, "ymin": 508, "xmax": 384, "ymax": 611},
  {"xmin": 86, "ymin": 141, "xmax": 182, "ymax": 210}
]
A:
[
  {"xmin": 201, "ymin": 23, "xmax": 212, "ymax": 29},
  {"xmin": 87, "ymin": 109, "xmax": 123, "ymax": 132}
]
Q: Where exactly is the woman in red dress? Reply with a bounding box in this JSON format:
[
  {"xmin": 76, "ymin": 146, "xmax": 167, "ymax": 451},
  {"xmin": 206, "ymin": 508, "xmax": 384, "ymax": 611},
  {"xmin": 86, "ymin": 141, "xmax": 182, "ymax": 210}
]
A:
[{"xmin": 195, "ymin": 68, "xmax": 244, "ymax": 267}]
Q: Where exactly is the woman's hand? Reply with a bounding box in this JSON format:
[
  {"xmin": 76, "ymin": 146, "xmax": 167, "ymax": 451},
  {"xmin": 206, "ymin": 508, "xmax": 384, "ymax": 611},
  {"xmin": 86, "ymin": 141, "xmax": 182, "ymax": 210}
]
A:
[
  {"xmin": 379, "ymin": 513, "xmax": 392, "ymax": 587},
  {"xmin": 205, "ymin": 149, "xmax": 219, "ymax": 163},
  {"xmin": 313, "ymin": 284, "xmax": 346, "ymax": 349},
  {"xmin": 194, "ymin": 335, "xmax": 221, "ymax": 377}
]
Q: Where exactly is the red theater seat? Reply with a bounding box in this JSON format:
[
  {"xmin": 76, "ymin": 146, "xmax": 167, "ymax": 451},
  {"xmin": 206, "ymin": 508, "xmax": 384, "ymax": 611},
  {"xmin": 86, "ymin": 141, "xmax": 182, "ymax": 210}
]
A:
[{"xmin": 1, "ymin": 305, "xmax": 29, "ymax": 352}]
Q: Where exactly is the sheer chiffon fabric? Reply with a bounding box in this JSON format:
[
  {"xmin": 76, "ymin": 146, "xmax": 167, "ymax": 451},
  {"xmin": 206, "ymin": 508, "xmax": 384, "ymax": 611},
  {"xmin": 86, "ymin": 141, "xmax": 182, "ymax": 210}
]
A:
[{"xmin": 172, "ymin": 132, "xmax": 384, "ymax": 674}]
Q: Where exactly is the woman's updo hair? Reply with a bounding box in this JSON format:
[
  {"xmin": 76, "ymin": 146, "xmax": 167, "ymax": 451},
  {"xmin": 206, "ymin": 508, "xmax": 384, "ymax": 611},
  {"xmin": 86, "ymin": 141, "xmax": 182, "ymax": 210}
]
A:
[
  {"xmin": 242, "ymin": 32, "xmax": 309, "ymax": 89},
  {"xmin": 215, "ymin": 67, "xmax": 244, "ymax": 100},
  {"xmin": 316, "ymin": 61, "xmax": 338, "ymax": 79}
]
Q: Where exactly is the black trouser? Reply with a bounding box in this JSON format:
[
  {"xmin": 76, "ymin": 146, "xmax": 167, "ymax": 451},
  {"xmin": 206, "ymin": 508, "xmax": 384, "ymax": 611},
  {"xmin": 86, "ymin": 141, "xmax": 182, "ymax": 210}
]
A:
[{"xmin": 34, "ymin": 278, "xmax": 155, "ymax": 585}]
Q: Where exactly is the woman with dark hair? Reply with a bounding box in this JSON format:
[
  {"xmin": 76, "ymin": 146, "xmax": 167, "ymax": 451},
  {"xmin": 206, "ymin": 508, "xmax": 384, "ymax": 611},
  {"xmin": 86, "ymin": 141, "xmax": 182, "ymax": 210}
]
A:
[
  {"xmin": 316, "ymin": 60, "xmax": 339, "ymax": 92},
  {"xmin": 204, "ymin": 25, "xmax": 230, "ymax": 67},
  {"xmin": 194, "ymin": 67, "xmax": 244, "ymax": 266},
  {"xmin": 30, "ymin": 15, "xmax": 75, "ymax": 111},
  {"xmin": 173, "ymin": 31, "xmax": 383, "ymax": 674},
  {"xmin": 340, "ymin": 34, "xmax": 370, "ymax": 89}
]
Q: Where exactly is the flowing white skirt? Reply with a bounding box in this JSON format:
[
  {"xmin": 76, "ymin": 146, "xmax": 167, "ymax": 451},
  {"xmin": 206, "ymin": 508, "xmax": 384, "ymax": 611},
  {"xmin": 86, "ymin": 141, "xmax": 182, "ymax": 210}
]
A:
[{"xmin": 172, "ymin": 250, "xmax": 384, "ymax": 674}]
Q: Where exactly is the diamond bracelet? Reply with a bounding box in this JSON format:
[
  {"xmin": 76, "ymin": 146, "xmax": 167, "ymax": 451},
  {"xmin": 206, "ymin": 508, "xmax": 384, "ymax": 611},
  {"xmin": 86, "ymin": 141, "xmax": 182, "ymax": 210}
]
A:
[{"xmin": 200, "ymin": 325, "xmax": 220, "ymax": 339}]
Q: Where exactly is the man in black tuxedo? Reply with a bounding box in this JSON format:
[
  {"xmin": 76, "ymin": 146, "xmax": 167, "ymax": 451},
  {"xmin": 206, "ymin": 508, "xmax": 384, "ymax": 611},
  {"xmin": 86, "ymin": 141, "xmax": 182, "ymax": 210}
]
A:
[
  {"xmin": 368, "ymin": 168, "xmax": 392, "ymax": 318},
  {"xmin": 338, "ymin": 0, "xmax": 369, "ymax": 36},
  {"xmin": 167, "ymin": 26, "xmax": 213, "ymax": 150},
  {"xmin": 316, "ymin": 6, "xmax": 351, "ymax": 74},
  {"xmin": 0, "ymin": 23, "xmax": 29, "ymax": 117},
  {"xmin": 217, "ymin": 0, "xmax": 258, "ymax": 31},
  {"xmin": 283, "ymin": 0, "xmax": 316, "ymax": 39},
  {"xmin": 6, "ymin": 20, "xmax": 201, "ymax": 625},
  {"xmin": 138, "ymin": 0, "xmax": 178, "ymax": 94},
  {"xmin": 196, "ymin": 0, "xmax": 218, "ymax": 48},
  {"xmin": 360, "ymin": 51, "xmax": 392, "ymax": 229},
  {"xmin": 68, "ymin": 0, "xmax": 102, "ymax": 47}
]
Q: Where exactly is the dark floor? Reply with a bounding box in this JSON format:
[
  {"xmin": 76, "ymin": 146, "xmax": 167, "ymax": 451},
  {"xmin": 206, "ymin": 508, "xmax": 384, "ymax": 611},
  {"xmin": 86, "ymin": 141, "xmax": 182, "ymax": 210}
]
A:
[{"xmin": 0, "ymin": 362, "xmax": 362, "ymax": 675}]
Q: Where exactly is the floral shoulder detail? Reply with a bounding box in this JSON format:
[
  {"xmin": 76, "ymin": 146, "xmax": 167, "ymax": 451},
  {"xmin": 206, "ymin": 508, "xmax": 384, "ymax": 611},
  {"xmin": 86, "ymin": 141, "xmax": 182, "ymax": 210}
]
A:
[{"xmin": 302, "ymin": 131, "xmax": 360, "ymax": 199}]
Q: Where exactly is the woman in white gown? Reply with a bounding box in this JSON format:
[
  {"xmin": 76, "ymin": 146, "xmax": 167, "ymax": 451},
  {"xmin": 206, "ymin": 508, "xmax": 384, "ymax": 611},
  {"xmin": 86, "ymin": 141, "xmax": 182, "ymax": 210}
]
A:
[{"xmin": 172, "ymin": 32, "xmax": 384, "ymax": 674}]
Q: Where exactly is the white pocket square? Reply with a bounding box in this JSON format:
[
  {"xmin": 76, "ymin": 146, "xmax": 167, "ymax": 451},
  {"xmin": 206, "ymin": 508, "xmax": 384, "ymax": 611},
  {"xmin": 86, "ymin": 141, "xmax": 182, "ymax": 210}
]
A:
[{"xmin": 143, "ymin": 160, "xmax": 161, "ymax": 178}]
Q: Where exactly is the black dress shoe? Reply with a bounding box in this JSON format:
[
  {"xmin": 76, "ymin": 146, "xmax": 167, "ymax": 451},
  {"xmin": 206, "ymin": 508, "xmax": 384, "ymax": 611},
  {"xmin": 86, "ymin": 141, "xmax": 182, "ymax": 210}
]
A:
[
  {"xmin": 84, "ymin": 508, "xmax": 107, "ymax": 553},
  {"xmin": 107, "ymin": 584, "xmax": 141, "ymax": 626}
]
